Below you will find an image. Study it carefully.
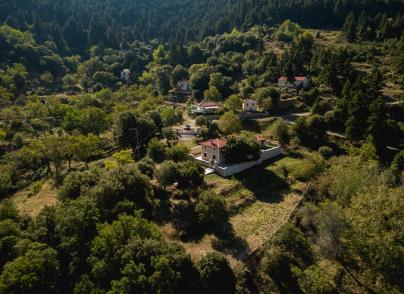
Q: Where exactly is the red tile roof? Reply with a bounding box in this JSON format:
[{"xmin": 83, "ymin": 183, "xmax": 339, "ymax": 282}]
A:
[
  {"xmin": 200, "ymin": 138, "xmax": 227, "ymax": 148},
  {"xmin": 255, "ymin": 135, "xmax": 267, "ymax": 142},
  {"xmin": 201, "ymin": 101, "xmax": 220, "ymax": 109}
]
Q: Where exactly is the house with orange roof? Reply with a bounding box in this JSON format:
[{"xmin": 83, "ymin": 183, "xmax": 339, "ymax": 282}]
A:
[{"xmin": 200, "ymin": 138, "xmax": 227, "ymax": 164}]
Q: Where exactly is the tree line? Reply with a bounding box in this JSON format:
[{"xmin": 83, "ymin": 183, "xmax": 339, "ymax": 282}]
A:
[{"xmin": 1, "ymin": 0, "xmax": 403, "ymax": 53}]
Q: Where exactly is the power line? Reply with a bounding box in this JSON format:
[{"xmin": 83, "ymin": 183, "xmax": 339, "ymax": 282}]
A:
[{"xmin": 103, "ymin": 121, "xmax": 164, "ymax": 156}]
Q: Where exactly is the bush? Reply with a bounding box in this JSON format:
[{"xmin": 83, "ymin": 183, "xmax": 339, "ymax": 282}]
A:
[
  {"xmin": 292, "ymin": 265, "xmax": 335, "ymax": 294},
  {"xmin": 0, "ymin": 200, "xmax": 19, "ymax": 221},
  {"xmin": 137, "ymin": 158, "xmax": 155, "ymax": 178},
  {"xmin": 177, "ymin": 161, "xmax": 204, "ymax": 189},
  {"xmin": 271, "ymin": 119, "xmax": 290, "ymax": 145},
  {"xmin": 155, "ymin": 160, "xmax": 178, "ymax": 187},
  {"xmin": 261, "ymin": 246, "xmax": 292, "ymax": 281},
  {"xmin": 166, "ymin": 145, "xmax": 189, "ymax": 162},
  {"xmin": 219, "ymin": 112, "xmax": 242, "ymax": 135},
  {"xmin": 195, "ymin": 116, "xmax": 208, "ymax": 127},
  {"xmin": 318, "ymin": 146, "xmax": 333, "ymax": 159},
  {"xmin": 29, "ymin": 181, "xmax": 43, "ymax": 197},
  {"xmin": 272, "ymin": 224, "xmax": 313, "ymax": 265},
  {"xmin": 0, "ymin": 168, "xmax": 12, "ymax": 198},
  {"xmin": 146, "ymin": 138, "xmax": 166, "ymax": 163},
  {"xmin": 222, "ymin": 135, "xmax": 260, "ymax": 163},
  {"xmin": 197, "ymin": 252, "xmax": 236, "ymax": 294},
  {"xmin": 195, "ymin": 192, "xmax": 227, "ymax": 226},
  {"xmin": 293, "ymin": 115, "xmax": 327, "ymax": 149},
  {"xmin": 59, "ymin": 170, "xmax": 99, "ymax": 200}
]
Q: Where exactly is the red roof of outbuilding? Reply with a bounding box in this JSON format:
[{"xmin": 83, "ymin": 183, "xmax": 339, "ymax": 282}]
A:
[
  {"xmin": 201, "ymin": 102, "xmax": 219, "ymax": 108},
  {"xmin": 200, "ymin": 138, "xmax": 227, "ymax": 148}
]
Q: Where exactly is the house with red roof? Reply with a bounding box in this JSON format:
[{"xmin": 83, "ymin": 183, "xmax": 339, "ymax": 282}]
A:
[
  {"xmin": 194, "ymin": 136, "xmax": 282, "ymax": 177},
  {"xmin": 196, "ymin": 101, "xmax": 220, "ymax": 113},
  {"xmin": 278, "ymin": 76, "xmax": 309, "ymax": 88},
  {"xmin": 200, "ymin": 138, "xmax": 227, "ymax": 164}
]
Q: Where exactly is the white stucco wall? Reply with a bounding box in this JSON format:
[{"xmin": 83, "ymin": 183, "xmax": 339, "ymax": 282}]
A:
[
  {"xmin": 242, "ymin": 100, "xmax": 257, "ymax": 112},
  {"xmin": 278, "ymin": 80, "xmax": 288, "ymax": 87}
]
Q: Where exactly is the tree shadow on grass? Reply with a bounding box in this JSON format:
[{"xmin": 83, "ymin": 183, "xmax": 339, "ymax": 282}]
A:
[
  {"xmin": 242, "ymin": 120, "xmax": 261, "ymax": 133},
  {"xmin": 211, "ymin": 220, "xmax": 250, "ymax": 261},
  {"xmin": 287, "ymin": 151, "xmax": 304, "ymax": 159},
  {"xmin": 234, "ymin": 159, "xmax": 290, "ymax": 203}
]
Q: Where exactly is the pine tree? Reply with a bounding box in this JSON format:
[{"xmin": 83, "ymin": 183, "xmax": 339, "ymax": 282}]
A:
[{"xmin": 342, "ymin": 12, "xmax": 356, "ymax": 42}]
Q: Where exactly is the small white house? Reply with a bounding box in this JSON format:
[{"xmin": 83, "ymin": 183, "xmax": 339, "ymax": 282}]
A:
[
  {"xmin": 278, "ymin": 76, "xmax": 309, "ymax": 88},
  {"xmin": 121, "ymin": 69, "xmax": 130, "ymax": 82},
  {"xmin": 242, "ymin": 99, "xmax": 257, "ymax": 112},
  {"xmin": 200, "ymin": 138, "xmax": 227, "ymax": 164},
  {"xmin": 177, "ymin": 79, "xmax": 190, "ymax": 92}
]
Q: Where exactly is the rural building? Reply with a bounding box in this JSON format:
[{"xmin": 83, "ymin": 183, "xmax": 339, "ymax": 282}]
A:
[
  {"xmin": 121, "ymin": 69, "xmax": 130, "ymax": 82},
  {"xmin": 196, "ymin": 101, "xmax": 220, "ymax": 113},
  {"xmin": 177, "ymin": 79, "xmax": 190, "ymax": 92},
  {"xmin": 278, "ymin": 76, "xmax": 309, "ymax": 88},
  {"xmin": 200, "ymin": 138, "xmax": 227, "ymax": 164},
  {"xmin": 242, "ymin": 99, "xmax": 257, "ymax": 112},
  {"xmin": 193, "ymin": 136, "xmax": 282, "ymax": 177}
]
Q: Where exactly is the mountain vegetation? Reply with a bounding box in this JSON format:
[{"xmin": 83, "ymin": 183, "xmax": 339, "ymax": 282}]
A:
[{"xmin": 0, "ymin": 0, "xmax": 403, "ymax": 293}]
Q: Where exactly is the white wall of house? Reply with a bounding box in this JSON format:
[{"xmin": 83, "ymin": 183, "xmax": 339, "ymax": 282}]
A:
[
  {"xmin": 294, "ymin": 78, "xmax": 309, "ymax": 88},
  {"xmin": 278, "ymin": 79, "xmax": 289, "ymax": 88},
  {"xmin": 201, "ymin": 145, "xmax": 224, "ymax": 164},
  {"xmin": 121, "ymin": 69, "xmax": 130, "ymax": 81},
  {"xmin": 178, "ymin": 80, "xmax": 189, "ymax": 91},
  {"xmin": 242, "ymin": 100, "xmax": 257, "ymax": 112}
]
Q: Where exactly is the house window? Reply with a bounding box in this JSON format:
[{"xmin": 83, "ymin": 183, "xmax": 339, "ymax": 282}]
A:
[
  {"xmin": 213, "ymin": 155, "xmax": 216, "ymax": 160},
  {"xmin": 204, "ymin": 153, "xmax": 207, "ymax": 158}
]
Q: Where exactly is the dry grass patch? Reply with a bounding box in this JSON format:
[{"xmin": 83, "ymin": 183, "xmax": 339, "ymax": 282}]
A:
[
  {"xmin": 11, "ymin": 180, "xmax": 59, "ymax": 218},
  {"xmin": 160, "ymin": 223, "xmax": 246, "ymax": 269},
  {"xmin": 230, "ymin": 193, "xmax": 302, "ymax": 252}
]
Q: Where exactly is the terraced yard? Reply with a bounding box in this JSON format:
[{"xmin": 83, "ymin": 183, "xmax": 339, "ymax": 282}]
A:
[{"xmin": 160, "ymin": 151, "xmax": 323, "ymax": 268}]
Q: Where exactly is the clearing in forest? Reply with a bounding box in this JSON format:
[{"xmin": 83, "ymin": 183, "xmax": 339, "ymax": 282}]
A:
[{"xmin": 11, "ymin": 180, "xmax": 59, "ymax": 218}]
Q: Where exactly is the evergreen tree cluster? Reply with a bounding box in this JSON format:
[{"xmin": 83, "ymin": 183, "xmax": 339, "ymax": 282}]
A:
[
  {"xmin": 342, "ymin": 11, "xmax": 404, "ymax": 42},
  {"xmin": 1, "ymin": 0, "xmax": 403, "ymax": 54}
]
